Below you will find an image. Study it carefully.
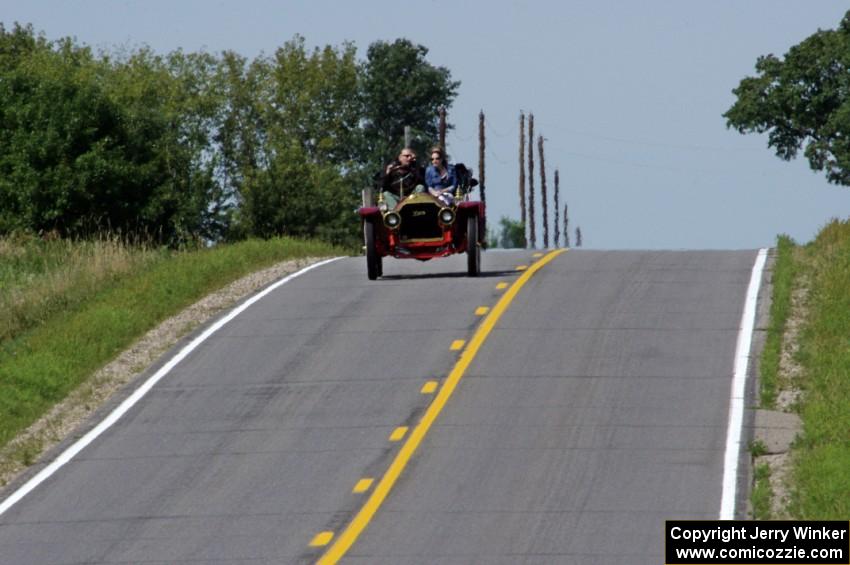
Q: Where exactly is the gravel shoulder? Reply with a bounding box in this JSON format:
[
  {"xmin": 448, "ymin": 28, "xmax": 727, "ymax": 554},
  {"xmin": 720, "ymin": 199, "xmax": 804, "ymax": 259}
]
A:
[{"xmin": 0, "ymin": 256, "xmax": 331, "ymax": 492}]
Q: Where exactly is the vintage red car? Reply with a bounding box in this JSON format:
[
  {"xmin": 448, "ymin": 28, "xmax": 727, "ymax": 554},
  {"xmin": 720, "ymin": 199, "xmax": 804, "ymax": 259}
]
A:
[{"xmin": 358, "ymin": 166, "xmax": 484, "ymax": 280}]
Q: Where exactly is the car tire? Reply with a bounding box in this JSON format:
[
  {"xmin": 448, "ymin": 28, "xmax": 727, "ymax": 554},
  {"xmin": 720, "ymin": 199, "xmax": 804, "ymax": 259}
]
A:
[
  {"xmin": 364, "ymin": 220, "xmax": 380, "ymax": 280},
  {"xmin": 467, "ymin": 215, "xmax": 481, "ymax": 277}
]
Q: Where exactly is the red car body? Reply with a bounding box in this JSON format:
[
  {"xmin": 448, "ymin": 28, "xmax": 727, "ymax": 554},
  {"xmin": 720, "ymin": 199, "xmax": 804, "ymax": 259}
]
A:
[{"xmin": 358, "ymin": 190, "xmax": 485, "ymax": 279}]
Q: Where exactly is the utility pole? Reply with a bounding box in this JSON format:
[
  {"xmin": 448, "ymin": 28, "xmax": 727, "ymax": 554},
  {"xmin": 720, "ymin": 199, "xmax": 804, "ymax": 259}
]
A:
[
  {"xmin": 438, "ymin": 107, "xmax": 446, "ymax": 150},
  {"xmin": 554, "ymin": 169, "xmax": 560, "ymax": 248},
  {"xmin": 538, "ymin": 135, "xmax": 548, "ymax": 248},
  {"xmin": 518, "ymin": 112, "xmax": 526, "ymax": 242},
  {"xmin": 404, "ymin": 125, "xmax": 411, "ymax": 148},
  {"xmin": 478, "ymin": 110, "xmax": 486, "ymax": 208},
  {"xmin": 528, "ymin": 113, "xmax": 536, "ymax": 249}
]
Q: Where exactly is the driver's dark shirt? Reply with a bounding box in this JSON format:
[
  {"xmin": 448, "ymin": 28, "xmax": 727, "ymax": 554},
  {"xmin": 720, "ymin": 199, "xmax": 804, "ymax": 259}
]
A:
[{"xmin": 381, "ymin": 161, "xmax": 425, "ymax": 197}]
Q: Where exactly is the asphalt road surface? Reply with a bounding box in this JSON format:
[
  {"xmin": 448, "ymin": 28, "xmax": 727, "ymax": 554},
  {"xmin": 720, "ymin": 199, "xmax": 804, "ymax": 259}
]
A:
[{"xmin": 0, "ymin": 249, "xmax": 763, "ymax": 564}]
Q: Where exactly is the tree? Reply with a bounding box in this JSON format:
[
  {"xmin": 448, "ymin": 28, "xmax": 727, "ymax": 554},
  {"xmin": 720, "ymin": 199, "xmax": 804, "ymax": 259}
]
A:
[
  {"xmin": 215, "ymin": 50, "xmax": 270, "ymax": 220},
  {"xmin": 0, "ymin": 24, "xmax": 230, "ymax": 243},
  {"xmin": 725, "ymin": 10, "xmax": 850, "ymax": 186},
  {"xmin": 100, "ymin": 47, "xmax": 228, "ymax": 243},
  {"xmin": 494, "ymin": 216, "xmax": 526, "ymax": 248},
  {"xmin": 220, "ymin": 39, "xmax": 363, "ymax": 245},
  {"xmin": 236, "ymin": 143, "xmax": 353, "ymax": 243},
  {"xmin": 0, "ymin": 27, "xmax": 464, "ymax": 249},
  {"xmin": 0, "ymin": 22, "xmax": 49, "ymax": 71},
  {"xmin": 359, "ymin": 39, "xmax": 460, "ymax": 169},
  {"xmin": 268, "ymin": 36, "xmax": 362, "ymax": 166}
]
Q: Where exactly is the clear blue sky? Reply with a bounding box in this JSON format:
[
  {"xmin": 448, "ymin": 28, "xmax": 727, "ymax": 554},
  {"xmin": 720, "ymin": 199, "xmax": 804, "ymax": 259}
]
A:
[{"xmin": 3, "ymin": 0, "xmax": 850, "ymax": 249}]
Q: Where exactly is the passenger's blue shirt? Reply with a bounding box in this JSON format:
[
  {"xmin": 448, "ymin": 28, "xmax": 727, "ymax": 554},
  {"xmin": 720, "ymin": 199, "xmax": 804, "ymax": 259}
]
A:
[{"xmin": 426, "ymin": 164, "xmax": 457, "ymax": 190}]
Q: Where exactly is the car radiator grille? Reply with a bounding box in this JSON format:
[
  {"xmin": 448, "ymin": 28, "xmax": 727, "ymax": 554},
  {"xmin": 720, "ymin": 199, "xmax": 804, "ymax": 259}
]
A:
[{"xmin": 399, "ymin": 202, "xmax": 442, "ymax": 241}]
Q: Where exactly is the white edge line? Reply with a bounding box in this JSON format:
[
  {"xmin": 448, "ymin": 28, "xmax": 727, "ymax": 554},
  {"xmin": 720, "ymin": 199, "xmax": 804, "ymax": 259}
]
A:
[
  {"xmin": 0, "ymin": 256, "xmax": 343, "ymax": 517},
  {"xmin": 720, "ymin": 248, "xmax": 768, "ymax": 519}
]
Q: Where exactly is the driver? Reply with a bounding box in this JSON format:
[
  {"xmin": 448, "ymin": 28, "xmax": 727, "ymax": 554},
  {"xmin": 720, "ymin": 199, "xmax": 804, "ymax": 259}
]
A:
[{"xmin": 379, "ymin": 147, "xmax": 426, "ymax": 209}]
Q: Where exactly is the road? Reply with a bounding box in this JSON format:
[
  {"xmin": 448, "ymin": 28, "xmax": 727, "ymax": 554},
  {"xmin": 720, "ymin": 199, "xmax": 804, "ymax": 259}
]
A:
[{"xmin": 0, "ymin": 249, "xmax": 764, "ymax": 564}]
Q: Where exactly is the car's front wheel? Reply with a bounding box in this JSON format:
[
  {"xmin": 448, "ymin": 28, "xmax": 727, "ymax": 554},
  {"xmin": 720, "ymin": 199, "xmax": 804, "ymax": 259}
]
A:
[
  {"xmin": 364, "ymin": 220, "xmax": 381, "ymax": 280},
  {"xmin": 467, "ymin": 215, "xmax": 481, "ymax": 277}
]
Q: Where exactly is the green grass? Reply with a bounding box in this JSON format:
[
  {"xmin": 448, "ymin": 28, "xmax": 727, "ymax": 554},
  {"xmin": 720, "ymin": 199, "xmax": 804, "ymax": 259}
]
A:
[
  {"xmin": 0, "ymin": 236, "xmax": 342, "ymax": 449},
  {"xmin": 785, "ymin": 219, "xmax": 850, "ymax": 518},
  {"xmin": 751, "ymin": 462, "xmax": 773, "ymax": 520},
  {"xmin": 749, "ymin": 439, "xmax": 768, "ymax": 458},
  {"xmin": 758, "ymin": 234, "xmax": 797, "ymax": 407},
  {"xmin": 0, "ymin": 234, "xmax": 163, "ymax": 342},
  {"xmin": 751, "ymin": 225, "xmax": 850, "ymax": 518}
]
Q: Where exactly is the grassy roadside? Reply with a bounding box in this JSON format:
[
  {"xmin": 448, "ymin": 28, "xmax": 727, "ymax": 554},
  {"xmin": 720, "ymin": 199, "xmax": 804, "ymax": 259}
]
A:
[
  {"xmin": 757, "ymin": 234, "xmax": 797, "ymax": 408},
  {"xmin": 788, "ymin": 220, "xmax": 850, "ymax": 518},
  {"xmin": 0, "ymin": 234, "xmax": 162, "ymax": 343},
  {"xmin": 754, "ymin": 219, "xmax": 850, "ymax": 518},
  {"xmin": 0, "ymin": 236, "xmax": 343, "ymax": 451}
]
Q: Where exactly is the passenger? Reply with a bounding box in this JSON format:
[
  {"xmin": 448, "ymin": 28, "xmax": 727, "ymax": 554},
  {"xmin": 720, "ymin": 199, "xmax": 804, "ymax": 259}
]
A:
[
  {"xmin": 380, "ymin": 147, "xmax": 426, "ymax": 209},
  {"xmin": 425, "ymin": 146, "xmax": 458, "ymax": 206}
]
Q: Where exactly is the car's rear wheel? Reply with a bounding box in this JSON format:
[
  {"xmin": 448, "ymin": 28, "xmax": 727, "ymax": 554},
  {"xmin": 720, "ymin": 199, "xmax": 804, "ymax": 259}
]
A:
[
  {"xmin": 364, "ymin": 220, "xmax": 381, "ymax": 280},
  {"xmin": 467, "ymin": 215, "xmax": 481, "ymax": 277}
]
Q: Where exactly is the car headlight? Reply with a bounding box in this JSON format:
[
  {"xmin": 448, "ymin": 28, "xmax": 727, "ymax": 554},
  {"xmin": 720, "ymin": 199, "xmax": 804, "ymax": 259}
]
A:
[
  {"xmin": 383, "ymin": 211, "xmax": 401, "ymax": 229},
  {"xmin": 439, "ymin": 207, "xmax": 455, "ymax": 225}
]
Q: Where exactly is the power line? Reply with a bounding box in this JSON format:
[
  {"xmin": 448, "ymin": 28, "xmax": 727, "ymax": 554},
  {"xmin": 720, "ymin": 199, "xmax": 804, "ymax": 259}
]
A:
[{"xmin": 544, "ymin": 124, "xmax": 763, "ymax": 153}]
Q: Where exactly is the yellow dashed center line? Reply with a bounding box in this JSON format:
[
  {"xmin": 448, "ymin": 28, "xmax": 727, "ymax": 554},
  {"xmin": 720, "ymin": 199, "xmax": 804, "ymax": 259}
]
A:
[
  {"xmin": 389, "ymin": 427, "xmax": 408, "ymax": 442},
  {"xmin": 496, "ymin": 282, "xmax": 508, "ymax": 290},
  {"xmin": 516, "ymin": 265, "xmax": 528, "ymax": 271},
  {"xmin": 316, "ymin": 249, "xmax": 566, "ymax": 564},
  {"xmin": 532, "ymin": 252, "xmax": 544, "ymax": 258},
  {"xmin": 450, "ymin": 339, "xmax": 465, "ymax": 350},
  {"xmin": 475, "ymin": 306, "xmax": 490, "ymax": 316},
  {"xmin": 310, "ymin": 531, "xmax": 334, "ymax": 547},
  {"xmin": 353, "ymin": 478, "xmax": 374, "ymax": 493},
  {"xmin": 420, "ymin": 381, "xmax": 439, "ymax": 394}
]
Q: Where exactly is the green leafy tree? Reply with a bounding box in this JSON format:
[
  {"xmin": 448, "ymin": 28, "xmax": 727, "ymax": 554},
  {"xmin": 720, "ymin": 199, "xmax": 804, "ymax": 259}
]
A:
[
  {"xmin": 0, "ymin": 27, "xmax": 463, "ymax": 249},
  {"xmin": 725, "ymin": 10, "xmax": 850, "ymax": 186},
  {"xmin": 215, "ymin": 50, "xmax": 270, "ymax": 207},
  {"xmin": 0, "ymin": 22, "xmax": 49, "ymax": 71},
  {"xmin": 163, "ymin": 49, "xmax": 232, "ymax": 241},
  {"xmin": 0, "ymin": 25, "xmax": 228, "ymax": 243},
  {"xmin": 221, "ymin": 38, "xmax": 363, "ymax": 246},
  {"xmin": 359, "ymin": 39, "xmax": 460, "ymax": 168},
  {"xmin": 492, "ymin": 216, "xmax": 526, "ymax": 248},
  {"xmin": 235, "ymin": 142, "xmax": 355, "ymax": 245},
  {"xmin": 0, "ymin": 27, "xmax": 117, "ymax": 235},
  {"xmin": 91, "ymin": 46, "xmax": 227, "ymax": 243},
  {"xmin": 268, "ymin": 36, "xmax": 362, "ymax": 165}
]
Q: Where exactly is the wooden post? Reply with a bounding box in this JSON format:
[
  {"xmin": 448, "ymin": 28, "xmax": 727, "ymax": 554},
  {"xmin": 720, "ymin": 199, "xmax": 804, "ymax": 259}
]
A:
[
  {"xmin": 478, "ymin": 110, "xmax": 486, "ymax": 207},
  {"xmin": 528, "ymin": 113, "xmax": 536, "ymax": 249},
  {"xmin": 554, "ymin": 169, "xmax": 560, "ymax": 248},
  {"xmin": 538, "ymin": 135, "xmax": 548, "ymax": 248},
  {"xmin": 519, "ymin": 112, "xmax": 526, "ymax": 243},
  {"xmin": 438, "ymin": 107, "xmax": 446, "ymax": 150}
]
